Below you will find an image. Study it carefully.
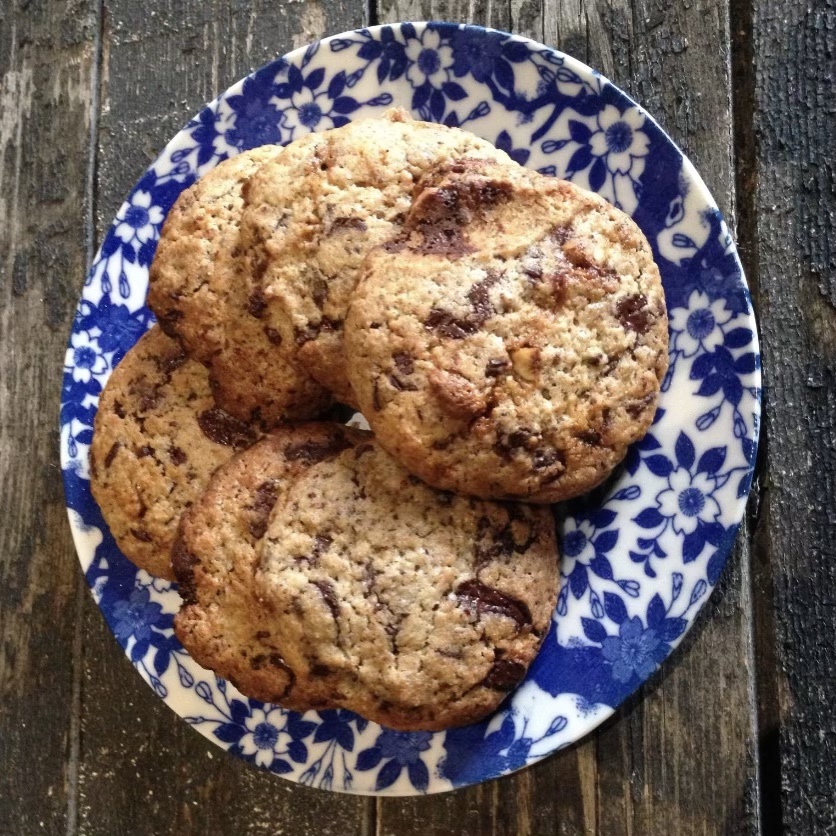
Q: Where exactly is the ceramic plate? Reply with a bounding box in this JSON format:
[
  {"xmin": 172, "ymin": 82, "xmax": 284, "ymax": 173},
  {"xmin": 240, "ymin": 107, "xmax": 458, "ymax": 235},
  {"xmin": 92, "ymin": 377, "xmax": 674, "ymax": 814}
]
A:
[{"xmin": 60, "ymin": 22, "xmax": 761, "ymax": 796}]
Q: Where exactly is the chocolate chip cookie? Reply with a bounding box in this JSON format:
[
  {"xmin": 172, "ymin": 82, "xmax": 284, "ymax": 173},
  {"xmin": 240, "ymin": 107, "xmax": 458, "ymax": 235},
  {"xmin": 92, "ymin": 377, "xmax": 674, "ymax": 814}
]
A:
[
  {"xmin": 90, "ymin": 326, "xmax": 259, "ymax": 579},
  {"xmin": 173, "ymin": 423, "xmax": 362, "ymax": 701},
  {"xmin": 148, "ymin": 145, "xmax": 331, "ymax": 427},
  {"xmin": 241, "ymin": 108, "xmax": 514, "ymax": 405},
  {"xmin": 344, "ymin": 159, "xmax": 669, "ymax": 502},
  {"xmin": 255, "ymin": 439, "xmax": 558, "ymax": 730}
]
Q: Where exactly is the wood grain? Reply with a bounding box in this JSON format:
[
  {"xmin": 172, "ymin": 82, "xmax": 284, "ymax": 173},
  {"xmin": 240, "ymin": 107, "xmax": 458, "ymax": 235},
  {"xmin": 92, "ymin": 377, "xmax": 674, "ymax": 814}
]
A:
[
  {"xmin": 4, "ymin": 0, "xmax": 834, "ymax": 833},
  {"xmin": 0, "ymin": 3, "xmax": 97, "ymax": 835},
  {"xmin": 77, "ymin": 3, "xmax": 373, "ymax": 834},
  {"xmin": 750, "ymin": 1, "xmax": 836, "ymax": 833},
  {"xmin": 373, "ymin": 3, "xmax": 761, "ymax": 833}
]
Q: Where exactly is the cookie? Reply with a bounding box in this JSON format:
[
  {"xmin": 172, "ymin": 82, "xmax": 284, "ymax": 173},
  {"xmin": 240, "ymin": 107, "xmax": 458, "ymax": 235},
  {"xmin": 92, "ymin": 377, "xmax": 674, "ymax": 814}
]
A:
[
  {"xmin": 241, "ymin": 108, "xmax": 514, "ymax": 405},
  {"xmin": 255, "ymin": 439, "xmax": 558, "ymax": 731},
  {"xmin": 147, "ymin": 146, "xmax": 332, "ymax": 427},
  {"xmin": 344, "ymin": 159, "xmax": 669, "ymax": 502},
  {"xmin": 90, "ymin": 326, "xmax": 259, "ymax": 579},
  {"xmin": 173, "ymin": 423, "xmax": 362, "ymax": 701}
]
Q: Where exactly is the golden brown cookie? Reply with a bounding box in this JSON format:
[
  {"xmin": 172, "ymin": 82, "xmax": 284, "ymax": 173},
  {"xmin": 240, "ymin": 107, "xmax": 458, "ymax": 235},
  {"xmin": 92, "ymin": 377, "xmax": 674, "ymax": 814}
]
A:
[
  {"xmin": 254, "ymin": 439, "xmax": 558, "ymax": 731},
  {"xmin": 90, "ymin": 327, "xmax": 259, "ymax": 579},
  {"xmin": 148, "ymin": 146, "xmax": 331, "ymax": 427},
  {"xmin": 344, "ymin": 159, "xmax": 669, "ymax": 502},
  {"xmin": 173, "ymin": 423, "xmax": 362, "ymax": 700},
  {"xmin": 241, "ymin": 109, "xmax": 514, "ymax": 405}
]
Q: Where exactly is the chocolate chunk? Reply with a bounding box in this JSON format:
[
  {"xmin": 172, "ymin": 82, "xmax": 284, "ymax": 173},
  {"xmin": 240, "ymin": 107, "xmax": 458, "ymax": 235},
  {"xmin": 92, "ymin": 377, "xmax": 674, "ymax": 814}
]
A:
[
  {"xmin": 313, "ymin": 534, "xmax": 332, "ymax": 558},
  {"xmin": 328, "ymin": 216, "xmax": 368, "ymax": 233},
  {"xmin": 310, "ymin": 663, "xmax": 332, "ymax": 676},
  {"xmin": 254, "ymin": 630, "xmax": 271, "ymax": 640},
  {"xmin": 483, "ymin": 657, "xmax": 527, "ymax": 690},
  {"xmin": 249, "ymin": 653, "xmax": 296, "ymax": 699},
  {"xmin": 467, "ymin": 271, "xmax": 501, "ymax": 325},
  {"xmin": 485, "ymin": 358, "xmax": 510, "ymax": 377},
  {"xmin": 455, "ymin": 579, "xmax": 532, "ymax": 630},
  {"xmin": 248, "ymin": 480, "xmax": 281, "ymax": 540},
  {"xmin": 156, "ymin": 308, "xmax": 183, "ymax": 337},
  {"xmin": 626, "ymin": 393, "xmax": 655, "ymax": 418},
  {"xmin": 247, "ymin": 289, "xmax": 267, "ymax": 318},
  {"xmin": 169, "ymin": 446, "xmax": 187, "ymax": 465},
  {"xmin": 313, "ymin": 580, "xmax": 340, "ymax": 622},
  {"xmin": 104, "ymin": 441, "xmax": 122, "ymax": 468},
  {"xmin": 114, "ymin": 401, "xmax": 126, "ymax": 419},
  {"xmin": 265, "ymin": 327, "xmax": 282, "ymax": 346},
  {"xmin": 532, "ymin": 447, "xmax": 566, "ymax": 470},
  {"xmin": 507, "ymin": 430, "xmax": 532, "ymax": 448},
  {"xmin": 130, "ymin": 527, "xmax": 153, "ymax": 543},
  {"xmin": 388, "ymin": 374, "xmax": 418, "ymax": 392},
  {"xmin": 197, "ymin": 408, "xmax": 258, "ymax": 449},
  {"xmin": 425, "ymin": 308, "xmax": 476, "ymax": 339},
  {"xmin": 393, "ymin": 352, "xmax": 414, "ymax": 375},
  {"xmin": 616, "ymin": 293, "xmax": 652, "ymax": 333},
  {"xmin": 171, "ymin": 536, "xmax": 200, "ymax": 603},
  {"xmin": 137, "ymin": 445, "xmax": 154, "ymax": 458},
  {"xmin": 311, "ymin": 276, "xmax": 328, "ymax": 308},
  {"xmin": 284, "ymin": 435, "xmax": 351, "ymax": 464},
  {"xmin": 159, "ymin": 347, "xmax": 188, "ymax": 376},
  {"xmin": 576, "ymin": 430, "xmax": 601, "ymax": 446}
]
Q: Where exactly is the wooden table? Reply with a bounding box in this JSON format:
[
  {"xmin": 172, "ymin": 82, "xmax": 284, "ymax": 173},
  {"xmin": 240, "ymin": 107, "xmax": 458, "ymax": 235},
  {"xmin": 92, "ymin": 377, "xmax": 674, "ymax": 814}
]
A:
[{"xmin": 1, "ymin": 1, "xmax": 833, "ymax": 833}]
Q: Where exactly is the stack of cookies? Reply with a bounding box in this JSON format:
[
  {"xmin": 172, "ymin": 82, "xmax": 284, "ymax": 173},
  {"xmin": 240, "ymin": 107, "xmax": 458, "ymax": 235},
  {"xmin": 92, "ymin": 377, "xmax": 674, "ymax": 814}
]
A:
[{"xmin": 90, "ymin": 109, "xmax": 668, "ymax": 730}]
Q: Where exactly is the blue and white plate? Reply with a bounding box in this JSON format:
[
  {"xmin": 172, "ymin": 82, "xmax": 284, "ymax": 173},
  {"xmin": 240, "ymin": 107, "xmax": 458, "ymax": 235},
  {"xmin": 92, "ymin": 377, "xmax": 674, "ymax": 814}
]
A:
[{"xmin": 60, "ymin": 22, "xmax": 761, "ymax": 796}]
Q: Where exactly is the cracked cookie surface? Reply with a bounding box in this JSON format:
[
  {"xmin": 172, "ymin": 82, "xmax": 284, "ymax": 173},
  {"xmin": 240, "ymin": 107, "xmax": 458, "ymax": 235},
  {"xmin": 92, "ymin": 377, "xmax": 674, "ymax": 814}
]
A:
[
  {"xmin": 255, "ymin": 439, "xmax": 558, "ymax": 730},
  {"xmin": 90, "ymin": 326, "xmax": 259, "ymax": 579},
  {"xmin": 241, "ymin": 108, "xmax": 513, "ymax": 406},
  {"xmin": 172, "ymin": 423, "xmax": 364, "ymax": 702},
  {"xmin": 345, "ymin": 159, "xmax": 669, "ymax": 502},
  {"xmin": 148, "ymin": 145, "xmax": 331, "ymax": 427}
]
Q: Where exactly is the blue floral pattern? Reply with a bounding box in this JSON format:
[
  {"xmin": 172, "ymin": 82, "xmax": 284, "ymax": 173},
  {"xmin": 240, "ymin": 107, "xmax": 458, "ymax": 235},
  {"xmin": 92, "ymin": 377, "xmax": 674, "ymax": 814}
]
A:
[{"xmin": 60, "ymin": 22, "xmax": 761, "ymax": 795}]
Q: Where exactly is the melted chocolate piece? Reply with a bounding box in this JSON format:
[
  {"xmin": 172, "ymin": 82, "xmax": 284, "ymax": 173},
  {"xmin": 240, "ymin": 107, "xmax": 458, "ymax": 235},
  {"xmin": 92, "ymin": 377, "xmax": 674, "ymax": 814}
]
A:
[
  {"xmin": 532, "ymin": 447, "xmax": 566, "ymax": 470},
  {"xmin": 455, "ymin": 579, "xmax": 532, "ymax": 630},
  {"xmin": 171, "ymin": 536, "xmax": 199, "ymax": 603},
  {"xmin": 248, "ymin": 480, "xmax": 281, "ymax": 540},
  {"xmin": 425, "ymin": 308, "xmax": 476, "ymax": 339},
  {"xmin": 197, "ymin": 408, "xmax": 258, "ymax": 449},
  {"xmin": 247, "ymin": 289, "xmax": 267, "ymax": 318},
  {"xmin": 130, "ymin": 527, "xmax": 153, "ymax": 543},
  {"xmin": 113, "ymin": 401, "xmax": 126, "ymax": 419},
  {"xmin": 485, "ymin": 358, "xmax": 510, "ymax": 377},
  {"xmin": 284, "ymin": 434, "xmax": 351, "ymax": 464},
  {"xmin": 550, "ymin": 224, "xmax": 572, "ymax": 244},
  {"xmin": 265, "ymin": 327, "xmax": 282, "ymax": 346},
  {"xmin": 467, "ymin": 271, "xmax": 500, "ymax": 325},
  {"xmin": 313, "ymin": 580, "xmax": 340, "ymax": 622},
  {"xmin": 626, "ymin": 393, "xmax": 656, "ymax": 418},
  {"xmin": 576, "ymin": 430, "xmax": 601, "ymax": 446},
  {"xmin": 616, "ymin": 293, "xmax": 652, "ymax": 333},
  {"xmin": 249, "ymin": 653, "xmax": 296, "ymax": 699},
  {"xmin": 169, "ymin": 446, "xmax": 187, "ymax": 465},
  {"xmin": 483, "ymin": 657, "xmax": 527, "ymax": 690},
  {"xmin": 156, "ymin": 308, "xmax": 183, "ymax": 337},
  {"xmin": 104, "ymin": 441, "xmax": 122, "ymax": 468},
  {"xmin": 311, "ymin": 276, "xmax": 328, "ymax": 308},
  {"xmin": 388, "ymin": 374, "xmax": 418, "ymax": 392},
  {"xmin": 393, "ymin": 352, "xmax": 414, "ymax": 375},
  {"xmin": 158, "ymin": 347, "xmax": 188, "ymax": 376},
  {"xmin": 137, "ymin": 445, "xmax": 154, "ymax": 458}
]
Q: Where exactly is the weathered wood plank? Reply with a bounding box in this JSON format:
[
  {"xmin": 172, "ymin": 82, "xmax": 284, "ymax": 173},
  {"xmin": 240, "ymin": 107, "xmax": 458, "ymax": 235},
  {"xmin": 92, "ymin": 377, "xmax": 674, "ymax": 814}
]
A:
[
  {"xmin": 373, "ymin": 2, "xmax": 761, "ymax": 835},
  {"xmin": 77, "ymin": 3, "xmax": 375, "ymax": 834},
  {"xmin": 750, "ymin": 0, "xmax": 836, "ymax": 833},
  {"xmin": 0, "ymin": 2, "xmax": 98, "ymax": 834}
]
